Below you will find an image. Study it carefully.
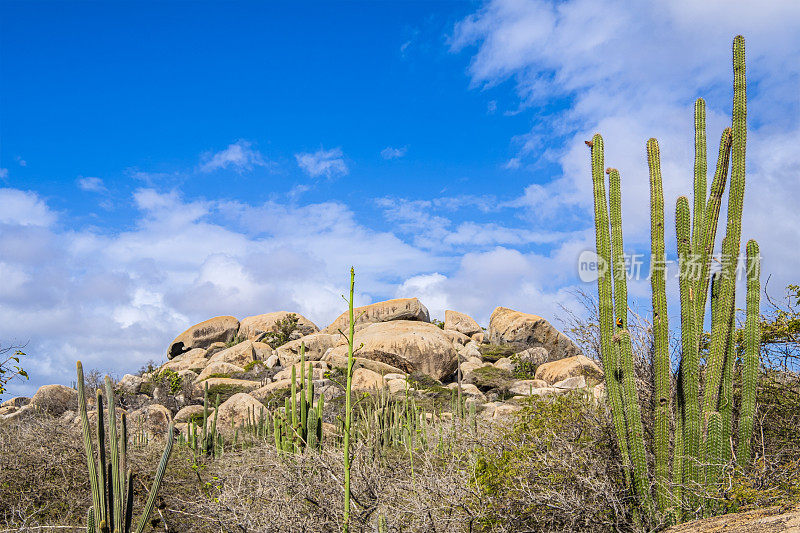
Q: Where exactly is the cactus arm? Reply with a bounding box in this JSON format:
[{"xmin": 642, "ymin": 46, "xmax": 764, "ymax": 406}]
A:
[
  {"xmin": 124, "ymin": 470, "xmax": 134, "ymax": 533},
  {"xmin": 677, "ymin": 196, "xmax": 702, "ymax": 499},
  {"xmin": 718, "ymin": 298, "xmax": 736, "ymax": 464},
  {"xmin": 695, "ymin": 128, "xmax": 733, "ymax": 326},
  {"xmin": 608, "ymin": 167, "xmax": 653, "ymax": 514},
  {"xmin": 672, "ymin": 364, "xmax": 685, "ymax": 521},
  {"xmin": 704, "ymin": 410, "xmax": 723, "ymax": 516},
  {"xmin": 647, "ymin": 138, "xmax": 671, "ymax": 515},
  {"xmin": 703, "ymin": 35, "xmax": 747, "ymax": 421},
  {"xmin": 692, "ymin": 98, "xmax": 707, "ymax": 259},
  {"xmin": 77, "ymin": 362, "xmax": 102, "ymax": 528},
  {"xmin": 95, "ymin": 389, "xmax": 108, "ymax": 526},
  {"xmin": 588, "ymin": 135, "xmax": 633, "ymax": 487},
  {"xmin": 134, "ymin": 422, "xmax": 174, "ymax": 533},
  {"xmin": 738, "ymin": 239, "xmax": 760, "ymax": 463}
]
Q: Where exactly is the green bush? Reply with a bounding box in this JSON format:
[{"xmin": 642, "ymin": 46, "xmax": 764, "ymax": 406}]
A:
[
  {"xmin": 479, "ymin": 343, "xmax": 516, "ymax": 362},
  {"xmin": 474, "ymin": 392, "xmax": 629, "ymax": 531},
  {"xmin": 263, "ymin": 314, "xmax": 300, "ymax": 349},
  {"xmin": 464, "ymin": 365, "xmax": 514, "ymax": 392},
  {"xmin": 206, "ymin": 383, "xmax": 251, "ymax": 404}
]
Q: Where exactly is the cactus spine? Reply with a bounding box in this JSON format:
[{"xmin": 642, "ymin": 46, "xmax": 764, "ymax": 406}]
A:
[
  {"xmin": 738, "ymin": 240, "xmax": 760, "ymax": 462},
  {"xmin": 77, "ymin": 361, "xmax": 174, "ymax": 533},
  {"xmin": 647, "ymin": 138, "xmax": 671, "ymax": 515}
]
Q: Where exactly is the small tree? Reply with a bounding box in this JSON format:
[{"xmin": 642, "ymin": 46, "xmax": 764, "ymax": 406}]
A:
[{"xmin": 0, "ymin": 343, "xmax": 28, "ymax": 400}]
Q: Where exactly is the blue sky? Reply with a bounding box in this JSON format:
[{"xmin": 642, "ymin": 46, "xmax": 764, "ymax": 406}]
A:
[{"xmin": 1, "ymin": 1, "xmax": 799, "ymax": 396}]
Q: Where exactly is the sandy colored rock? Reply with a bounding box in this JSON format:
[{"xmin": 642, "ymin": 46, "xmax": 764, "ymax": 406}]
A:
[
  {"xmin": 207, "ymin": 340, "xmax": 256, "ymax": 367},
  {"xmin": 175, "ymin": 404, "xmax": 210, "ymax": 423},
  {"xmin": 322, "ymin": 354, "xmax": 406, "ymax": 376},
  {"xmin": 443, "ymin": 329, "xmax": 471, "ymax": 346},
  {"xmin": 515, "ymin": 346, "xmax": 553, "ymax": 366},
  {"xmin": 323, "ymin": 297, "xmax": 430, "ymax": 334},
  {"xmin": 460, "ymin": 359, "xmax": 488, "ymax": 377},
  {"xmin": 160, "ymin": 348, "xmax": 209, "ymax": 373},
  {"xmin": 387, "ymin": 379, "xmax": 409, "ymax": 394},
  {"xmin": 117, "ymin": 374, "xmax": 143, "ymax": 395},
  {"xmin": 250, "ymin": 379, "xmax": 293, "ymax": 403},
  {"xmin": 239, "ymin": 312, "xmax": 319, "ymax": 341},
  {"xmin": 128, "ymin": 404, "xmax": 172, "ymax": 437},
  {"xmin": 213, "ymin": 393, "xmax": 264, "ymax": 430},
  {"xmin": 444, "ymin": 310, "xmax": 482, "ymax": 337},
  {"xmin": 494, "ymin": 357, "xmax": 514, "ymax": 373},
  {"xmin": 273, "ymin": 365, "xmax": 327, "ymax": 383},
  {"xmin": 489, "ymin": 307, "xmax": 581, "ymax": 358},
  {"xmin": 664, "ymin": 502, "xmax": 800, "ymax": 532},
  {"xmin": 351, "ymin": 368, "xmax": 386, "ymax": 391},
  {"xmin": 553, "ymin": 375, "xmax": 587, "ymax": 390},
  {"xmin": 192, "ymin": 378, "xmax": 261, "ymax": 399},
  {"xmin": 509, "ymin": 379, "xmax": 549, "ymax": 395},
  {"xmin": 168, "ymin": 316, "xmax": 240, "ymax": 359},
  {"xmin": 535, "ymin": 355, "xmax": 603, "ymax": 385},
  {"xmin": 446, "ymin": 382, "xmax": 486, "ymax": 401},
  {"xmin": 1, "ymin": 396, "xmax": 30, "ymax": 408},
  {"xmin": 252, "ymin": 341, "xmax": 274, "ymax": 360},
  {"xmin": 492, "ymin": 404, "xmax": 522, "ymax": 419},
  {"xmin": 196, "ymin": 361, "xmax": 246, "ymax": 382},
  {"xmin": 30, "ymin": 384, "xmax": 78, "ymax": 416},
  {"xmin": 325, "ymin": 321, "xmax": 457, "ymax": 381},
  {"xmin": 275, "ymin": 333, "xmax": 341, "ymax": 365}
]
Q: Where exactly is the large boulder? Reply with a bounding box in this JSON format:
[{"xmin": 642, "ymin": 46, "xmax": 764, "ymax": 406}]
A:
[
  {"xmin": 214, "ymin": 393, "xmax": 264, "ymax": 430},
  {"xmin": 275, "ymin": 333, "xmax": 341, "ymax": 366},
  {"xmin": 207, "ymin": 340, "xmax": 256, "ymax": 367},
  {"xmin": 325, "ymin": 321, "xmax": 457, "ymax": 381},
  {"xmin": 128, "ymin": 404, "xmax": 172, "ymax": 438},
  {"xmin": 444, "ymin": 310, "xmax": 482, "ymax": 337},
  {"xmin": 322, "ymin": 298, "xmax": 430, "ymax": 334},
  {"xmin": 167, "ymin": 316, "xmax": 240, "ymax": 359},
  {"xmin": 535, "ymin": 355, "xmax": 603, "ymax": 385},
  {"xmin": 196, "ymin": 361, "xmax": 246, "ymax": 382},
  {"xmin": 117, "ymin": 374, "xmax": 143, "ymax": 395},
  {"xmin": 321, "ymin": 354, "xmax": 406, "ymax": 376},
  {"xmin": 192, "ymin": 377, "xmax": 261, "ymax": 400},
  {"xmin": 488, "ymin": 307, "xmax": 581, "ymax": 358},
  {"xmin": 239, "ymin": 312, "xmax": 319, "ymax": 342},
  {"xmin": 30, "ymin": 384, "xmax": 78, "ymax": 416},
  {"xmin": 351, "ymin": 368, "xmax": 386, "ymax": 392},
  {"xmin": 160, "ymin": 348, "xmax": 209, "ymax": 373}
]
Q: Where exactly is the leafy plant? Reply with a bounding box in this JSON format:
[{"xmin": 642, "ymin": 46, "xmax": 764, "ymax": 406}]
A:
[
  {"xmin": 263, "ymin": 313, "xmax": 300, "ymax": 349},
  {"xmin": 0, "ymin": 344, "xmax": 27, "ymax": 400}
]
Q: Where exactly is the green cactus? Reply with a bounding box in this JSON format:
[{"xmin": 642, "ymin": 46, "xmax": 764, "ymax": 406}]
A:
[
  {"xmin": 738, "ymin": 239, "xmax": 760, "ymax": 463},
  {"xmin": 608, "ymin": 167, "xmax": 653, "ymax": 513},
  {"xmin": 588, "ymin": 135, "xmax": 633, "ymax": 489},
  {"xmin": 647, "ymin": 138, "xmax": 671, "ymax": 515},
  {"xmin": 718, "ymin": 297, "xmax": 735, "ymax": 464},
  {"xmin": 692, "ymin": 98, "xmax": 707, "ymax": 259},
  {"xmin": 343, "ymin": 266, "xmax": 356, "ymax": 533},
  {"xmin": 703, "ymin": 35, "xmax": 747, "ymax": 422},
  {"xmin": 676, "ymin": 196, "xmax": 701, "ymax": 498},
  {"xmin": 77, "ymin": 361, "xmax": 174, "ymax": 533},
  {"xmin": 705, "ymin": 410, "xmax": 723, "ymax": 516},
  {"xmin": 695, "ymin": 128, "xmax": 733, "ymax": 325}
]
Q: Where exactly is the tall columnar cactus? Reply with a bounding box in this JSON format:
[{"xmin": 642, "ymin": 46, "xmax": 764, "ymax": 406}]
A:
[
  {"xmin": 273, "ymin": 343, "xmax": 324, "ymax": 453},
  {"xmin": 588, "ymin": 136, "xmax": 633, "ymax": 489},
  {"xmin": 608, "ymin": 167, "xmax": 653, "ymax": 514},
  {"xmin": 647, "ymin": 138, "xmax": 671, "ymax": 514},
  {"xmin": 738, "ymin": 240, "xmax": 761, "ymax": 462},
  {"xmin": 588, "ymin": 36, "xmax": 759, "ymax": 525},
  {"xmin": 77, "ymin": 362, "xmax": 174, "ymax": 533},
  {"xmin": 676, "ymin": 196, "xmax": 701, "ymax": 497},
  {"xmin": 702, "ymin": 35, "xmax": 747, "ymax": 421}
]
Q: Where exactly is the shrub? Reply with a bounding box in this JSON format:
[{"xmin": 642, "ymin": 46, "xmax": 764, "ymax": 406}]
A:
[
  {"xmin": 263, "ymin": 313, "xmax": 300, "ymax": 349},
  {"xmin": 465, "ymin": 365, "xmax": 514, "ymax": 392},
  {"xmin": 479, "ymin": 343, "xmax": 516, "ymax": 362}
]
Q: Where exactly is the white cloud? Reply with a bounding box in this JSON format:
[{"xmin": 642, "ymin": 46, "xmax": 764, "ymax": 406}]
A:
[
  {"xmin": 0, "ymin": 168, "xmax": 8, "ymax": 179},
  {"xmin": 451, "ymin": 0, "xmax": 800, "ymax": 300},
  {"xmin": 0, "ymin": 188, "xmax": 56, "ymax": 227},
  {"xmin": 199, "ymin": 140, "xmax": 268, "ymax": 173},
  {"xmin": 77, "ymin": 176, "xmax": 107, "ymax": 193},
  {"xmin": 294, "ymin": 147, "xmax": 348, "ymax": 178},
  {"xmin": 381, "ymin": 146, "xmax": 407, "ymax": 160}
]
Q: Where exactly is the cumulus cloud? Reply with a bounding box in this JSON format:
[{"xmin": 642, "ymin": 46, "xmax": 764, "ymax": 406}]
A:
[
  {"xmin": 0, "ymin": 168, "xmax": 8, "ymax": 179},
  {"xmin": 199, "ymin": 140, "xmax": 268, "ymax": 173},
  {"xmin": 451, "ymin": 0, "xmax": 800, "ymax": 299},
  {"xmin": 77, "ymin": 176, "xmax": 107, "ymax": 193},
  {"xmin": 294, "ymin": 147, "xmax": 348, "ymax": 178},
  {"xmin": 381, "ymin": 146, "xmax": 407, "ymax": 160}
]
